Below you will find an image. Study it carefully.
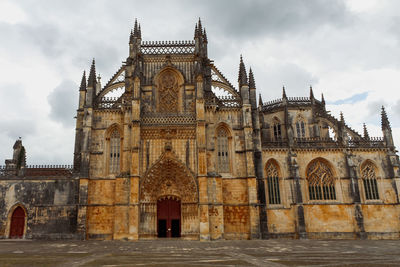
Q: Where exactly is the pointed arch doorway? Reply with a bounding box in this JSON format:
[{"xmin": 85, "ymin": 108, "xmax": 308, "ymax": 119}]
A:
[
  {"xmin": 140, "ymin": 151, "xmax": 199, "ymax": 239},
  {"xmin": 9, "ymin": 206, "xmax": 25, "ymax": 239},
  {"xmin": 157, "ymin": 196, "xmax": 181, "ymax": 238}
]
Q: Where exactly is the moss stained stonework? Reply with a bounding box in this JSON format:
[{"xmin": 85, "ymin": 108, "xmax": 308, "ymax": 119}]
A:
[{"xmin": 1, "ymin": 20, "xmax": 400, "ymax": 240}]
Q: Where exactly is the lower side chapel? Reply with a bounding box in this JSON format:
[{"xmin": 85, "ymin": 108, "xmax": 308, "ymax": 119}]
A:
[{"xmin": 1, "ymin": 20, "xmax": 400, "ymax": 240}]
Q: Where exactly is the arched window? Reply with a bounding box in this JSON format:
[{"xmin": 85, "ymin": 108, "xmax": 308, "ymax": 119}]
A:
[
  {"xmin": 217, "ymin": 127, "xmax": 230, "ymax": 173},
  {"xmin": 361, "ymin": 161, "xmax": 379, "ymax": 200},
  {"xmin": 273, "ymin": 118, "xmax": 282, "ymax": 140},
  {"xmin": 306, "ymin": 159, "xmax": 336, "ymax": 200},
  {"xmin": 109, "ymin": 129, "xmax": 121, "ymax": 174},
  {"xmin": 265, "ymin": 160, "xmax": 281, "ymax": 204},
  {"xmin": 296, "ymin": 121, "xmax": 306, "ymax": 138}
]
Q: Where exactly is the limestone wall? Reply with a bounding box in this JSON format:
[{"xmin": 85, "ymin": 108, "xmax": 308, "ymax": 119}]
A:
[{"xmin": 0, "ymin": 177, "xmax": 79, "ymax": 239}]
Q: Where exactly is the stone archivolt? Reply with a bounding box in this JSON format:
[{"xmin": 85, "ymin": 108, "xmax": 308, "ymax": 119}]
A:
[{"xmin": 140, "ymin": 151, "xmax": 197, "ymax": 203}]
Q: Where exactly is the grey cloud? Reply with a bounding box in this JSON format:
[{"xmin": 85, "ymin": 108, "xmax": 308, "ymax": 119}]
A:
[
  {"xmin": 1, "ymin": 120, "xmax": 36, "ymax": 140},
  {"xmin": 257, "ymin": 62, "xmax": 318, "ymax": 99},
  {"xmin": 390, "ymin": 99, "xmax": 400, "ymax": 127},
  {"xmin": 190, "ymin": 0, "xmax": 352, "ymax": 39},
  {"xmin": 47, "ymin": 80, "xmax": 78, "ymax": 128},
  {"xmin": 367, "ymin": 100, "xmax": 387, "ymax": 124}
]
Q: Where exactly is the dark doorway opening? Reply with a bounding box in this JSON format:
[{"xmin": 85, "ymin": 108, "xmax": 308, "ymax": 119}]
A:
[
  {"xmin": 157, "ymin": 197, "xmax": 181, "ymax": 238},
  {"xmin": 158, "ymin": 219, "xmax": 167, "ymax": 237},
  {"xmin": 9, "ymin": 206, "xmax": 25, "ymax": 239}
]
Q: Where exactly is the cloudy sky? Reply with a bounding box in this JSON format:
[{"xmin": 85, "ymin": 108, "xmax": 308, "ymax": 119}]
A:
[{"xmin": 0, "ymin": 0, "xmax": 399, "ymax": 164}]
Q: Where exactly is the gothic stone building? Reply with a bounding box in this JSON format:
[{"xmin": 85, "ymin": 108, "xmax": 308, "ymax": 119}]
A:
[{"xmin": 1, "ymin": 20, "xmax": 400, "ymax": 240}]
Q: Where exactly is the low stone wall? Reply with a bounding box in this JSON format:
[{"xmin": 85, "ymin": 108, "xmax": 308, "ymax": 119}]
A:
[{"xmin": 0, "ymin": 176, "xmax": 80, "ymax": 239}]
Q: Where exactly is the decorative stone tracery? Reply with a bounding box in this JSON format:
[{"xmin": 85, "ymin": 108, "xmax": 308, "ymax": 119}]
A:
[
  {"xmin": 157, "ymin": 69, "xmax": 181, "ymax": 113},
  {"xmin": 139, "ymin": 150, "xmax": 199, "ymax": 238},
  {"xmin": 306, "ymin": 158, "xmax": 336, "ymax": 200}
]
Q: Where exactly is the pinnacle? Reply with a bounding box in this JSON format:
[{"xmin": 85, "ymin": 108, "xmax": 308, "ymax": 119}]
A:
[
  {"xmin": 87, "ymin": 59, "xmax": 97, "ymax": 88},
  {"xmin": 238, "ymin": 55, "xmax": 248, "ymax": 86},
  {"xmin": 363, "ymin": 123, "xmax": 370, "ymax": 139},
  {"xmin": 203, "ymin": 28, "xmax": 208, "ymax": 43},
  {"xmin": 249, "ymin": 67, "xmax": 256, "ymax": 89},
  {"xmin": 282, "ymin": 86, "xmax": 287, "ymax": 99},
  {"xmin": 381, "ymin": 106, "xmax": 391, "ymax": 130},
  {"xmin": 133, "ymin": 18, "xmax": 141, "ymax": 38},
  {"xmin": 194, "ymin": 23, "xmax": 198, "ymax": 38},
  {"xmin": 79, "ymin": 70, "xmax": 86, "ymax": 91},
  {"xmin": 340, "ymin": 112, "xmax": 345, "ymax": 123},
  {"xmin": 129, "ymin": 30, "xmax": 134, "ymax": 44},
  {"xmin": 198, "ymin": 17, "xmax": 202, "ymax": 33},
  {"xmin": 310, "ymin": 85, "xmax": 314, "ymax": 99},
  {"xmin": 321, "ymin": 93, "xmax": 325, "ymax": 105},
  {"xmin": 258, "ymin": 93, "xmax": 263, "ymax": 106}
]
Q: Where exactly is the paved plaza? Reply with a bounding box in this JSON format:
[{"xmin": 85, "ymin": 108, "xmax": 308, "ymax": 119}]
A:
[{"xmin": 0, "ymin": 239, "xmax": 399, "ymax": 266}]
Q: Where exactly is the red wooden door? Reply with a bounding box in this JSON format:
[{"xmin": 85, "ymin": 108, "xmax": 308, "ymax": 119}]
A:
[
  {"xmin": 9, "ymin": 207, "xmax": 25, "ymax": 239},
  {"xmin": 157, "ymin": 198, "xmax": 181, "ymax": 238}
]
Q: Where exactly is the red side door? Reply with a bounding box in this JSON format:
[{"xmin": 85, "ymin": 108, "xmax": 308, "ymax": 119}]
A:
[{"xmin": 9, "ymin": 207, "xmax": 25, "ymax": 239}]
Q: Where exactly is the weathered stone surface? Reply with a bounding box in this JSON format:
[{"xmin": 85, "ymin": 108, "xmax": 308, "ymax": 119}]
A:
[{"xmin": 1, "ymin": 19, "xmax": 399, "ymax": 241}]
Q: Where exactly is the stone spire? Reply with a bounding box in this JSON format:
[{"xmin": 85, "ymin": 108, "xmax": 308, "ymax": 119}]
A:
[
  {"xmin": 340, "ymin": 112, "xmax": 345, "ymax": 123},
  {"xmin": 282, "ymin": 86, "xmax": 287, "ymax": 99},
  {"xmin": 321, "ymin": 93, "xmax": 325, "ymax": 105},
  {"xmin": 238, "ymin": 55, "xmax": 248, "ymax": 87},
  {"xmin": 381, "ymin": 106, "xmax": 394, "ymax": 148},
  {"xmin": 129, "ymin": 30, "xmax": 134, "ymax": 44},
  {"xmin": 87, "ymin": 59, "xmax": 97, "ymax": 88},
  {"xmin": 194, "ymin": 23, "xmax": 198, "ymax": 38},
  {"xmin": 133, "ymin": 18, "xmax": 141, "ymax": 38},
  {"xmin": 203, "ymin": 28, "xmax": 208, "ymax": 43},
  {"xmin": 249, "ymin": 67, "xmax": 256, "ymax": 89},
  {"xmin": 79, "ymin": 70, "xmax": 86, "ymax": 91},
  {"xmin": 310, "ymin": 86, "xmax": 314, "ymax": 99},
  {"xmin": 381, "ymin": 106, "xmax": 391, "ymax": 131},
  {"xmin": 259, "ymin": 93, "xmax": 263, "ymax": 107},
  {"xmin": 363, "ymin": 123, "xmax": 370, "ymax": 139},
  {"xmin": 197, "ymin": 17, "xmax": 202, "ymax": 34}
]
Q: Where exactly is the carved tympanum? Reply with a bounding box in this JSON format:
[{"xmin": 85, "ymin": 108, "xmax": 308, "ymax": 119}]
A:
[{"xmin": 140, "ymin": 151, "xmax": 197, "ymax": 203}]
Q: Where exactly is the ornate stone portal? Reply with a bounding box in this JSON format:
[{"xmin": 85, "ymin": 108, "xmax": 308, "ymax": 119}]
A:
[{"xmin": 139, "ymin": 150, "xmax": 199, "ymax": 239}]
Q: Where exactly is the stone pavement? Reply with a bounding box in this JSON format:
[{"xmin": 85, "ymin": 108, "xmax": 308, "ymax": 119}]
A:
[{"xmin": 0, "ymin": 239, "xmax": 399, "ymax": 266}]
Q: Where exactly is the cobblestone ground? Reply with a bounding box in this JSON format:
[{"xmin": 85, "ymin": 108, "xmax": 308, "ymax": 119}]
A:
[{"xmin": 0, "ymin": 239, "xmax": 399, "ymax": 266}]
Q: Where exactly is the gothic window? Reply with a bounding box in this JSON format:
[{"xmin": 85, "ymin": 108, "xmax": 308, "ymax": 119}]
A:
[
  {"xmin": 272, "ymin": 117, "xmax": 282, "ymax": 141},
  {"xmin": 265, "ymin": 160, "xmax": 281, "ymax": 204},
  {"xmin": 306, "ymin": 159, "xmax": 336, "ymax": 200},
  {"xmin": 361, "ymin": 162, "xmax": 379, "ymax": 200},
  {"xmin": 273, "ymin": 123, "xmax": 282, "ymax": 141},
  {"xmin": 296, "ymin": 121, "xmax": 306, "ymax": 138},
  {"xmin": 217, "ymin": 127, "xmax": 230, "ymax": 173},
  {"xmin": 109, "ymin": 129, "xmax": 120, "ymax": 174},
  {"xmin": 158, "ymin": 69, "xmax": 179, "ymax": 113}
]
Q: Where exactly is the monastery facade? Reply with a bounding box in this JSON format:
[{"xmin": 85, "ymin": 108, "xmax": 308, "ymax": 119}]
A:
[{"xmin": 1, "ymin": 20, "xmax": 400, "ymax": 240}]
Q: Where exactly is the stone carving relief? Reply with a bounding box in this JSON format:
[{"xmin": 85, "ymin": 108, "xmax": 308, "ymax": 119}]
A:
[
  {"xmin": 158, "ymin": 69, "xmax": 180, "ymax": 113},
  {"xmin": 140, "ymin": 151, "xmax": 197, "ymax": 203}
]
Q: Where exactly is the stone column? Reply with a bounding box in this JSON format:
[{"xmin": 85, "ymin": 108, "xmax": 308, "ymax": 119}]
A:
[
  {"xmin": 345, "ymin": 150, "xmax": 366, "ymax": 239},
  {"xmin": 207, "ymin": 175, "xmax": 224, "ymax": 240},
  {"xmin": 76, "ymin": 178, "xmax": 88, "ymax": 239},
  {"xmin": 288, "ymin": 151, "xmax": 307, "ymax": 239},
  {"xmin": 128, "ymin": 76, "xmax": 141, "ymax": 240}
]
